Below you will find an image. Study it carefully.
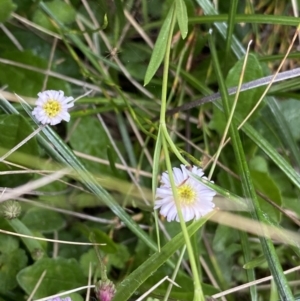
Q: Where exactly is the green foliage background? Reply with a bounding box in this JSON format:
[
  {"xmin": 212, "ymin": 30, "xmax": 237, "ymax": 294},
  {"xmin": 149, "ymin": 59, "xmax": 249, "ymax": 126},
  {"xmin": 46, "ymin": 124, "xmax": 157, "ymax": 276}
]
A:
[{"xmin": 0, "ymin": 0, "xmax": 300, "ymax": 300}]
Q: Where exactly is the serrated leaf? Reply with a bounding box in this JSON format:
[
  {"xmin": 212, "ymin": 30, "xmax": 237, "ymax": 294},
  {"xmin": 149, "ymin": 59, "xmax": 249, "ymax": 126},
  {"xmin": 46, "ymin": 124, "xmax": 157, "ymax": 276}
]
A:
[
  {"xmin": 21, "ymin": 208, "xmax": 66, "ymax": 233},
  {"xmin": 144, "ymin": 4, "xmax": 175, "ymax": 85},
  {"xmin": 0, "ymin": 0, "xmax": 16, "ymax": 23},
  {"xmin": 17, "ymin": 258, "xmax": 86, "ymax": 298},
  {"xmin": 175, "ymin": 0, "xmax": 188, "ymax": 39}
]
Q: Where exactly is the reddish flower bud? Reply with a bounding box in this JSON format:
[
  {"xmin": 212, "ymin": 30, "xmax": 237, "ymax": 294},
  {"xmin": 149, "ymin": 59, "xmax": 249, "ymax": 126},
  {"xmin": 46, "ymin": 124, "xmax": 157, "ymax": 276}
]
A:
[{"xmin": 95, "ymin": 279, "xmax": 116, "ymax": 301}]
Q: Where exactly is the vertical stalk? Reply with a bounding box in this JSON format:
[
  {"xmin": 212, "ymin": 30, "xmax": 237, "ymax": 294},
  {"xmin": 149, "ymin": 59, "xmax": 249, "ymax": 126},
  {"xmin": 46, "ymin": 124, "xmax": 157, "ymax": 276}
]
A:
[
  {"xmin": 157, "ymin": 3, "xmax": 204, "ymax": 301},
  {"xmin": 208, "ymin": 31, "xmax": 294, "ymax": 301}
]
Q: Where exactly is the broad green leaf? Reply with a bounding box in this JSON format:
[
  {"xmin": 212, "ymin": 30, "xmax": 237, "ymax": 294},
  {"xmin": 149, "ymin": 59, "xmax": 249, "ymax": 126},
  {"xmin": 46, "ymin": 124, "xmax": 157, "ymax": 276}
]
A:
[
  {"xmin": 271, "ymin": 169, "xmax": 295, "ymax": 198},
  {"xmin": 88, "ymin": 228, "xmax": 118, "ymax": 254},
  {"xmin": 213, "ymin": 225, "xmax": 239, "ymax": 252},
  {"xmin": 113, "ymin": 213, "xmax": 212, "ymax": 301},
  {"xmin": 280, "ymin": 98, "xmax": 300, "ymax": 141},
  {"xmin": 8, "ymin": 219, "xmax": 46, "ymax": 261},
  {"xmin": 80, "ymin": 244, "xmax": 129, "ymax": 277},
  {"xmin": 0, "ymin": 249, "xmax": 28, "ymax": 292},
  {"xmin": 0, "ymin": 28, "xmax": 81, "ymax": 79},
  {"xmin": 0, "ymin": 233, "xmax": 19, "ymax": 253},
  {"xmin": 67, "ymin": 116, "xmax": 120, "ymax": 176},
  {"xmin": 77, "ymin": 225, "xmax": 118, "ymax": 253},
  {"xmin": 175, "ymin": 0, "xmax": 188, "ymax": 39},
  {"xmin": 1, "ymin": 71, "xmax": 165, "ymax": 282},
  {"xmin": 139, "ymin": 268, "xmax": 219, "ymax": 300},
  {"xmin": 250, "ymin": 153, "xmax": 282, "ymax": 223},
  {"xmin": 264, "ymin": 97, "xmax": 300, "ymax": 170},
  {"xmin": 243, "ymin": 255, "xmax": 266, "ymax": 269},
  {"xmin": 144, "ymin": 4, "xmax": 175, "ymax": 85},
  {"xmin": 223, "ymin": 105, "xmax": 300, "ymax": 191},
  {"xmin": 56, "ymin": 229, "xmax": 88, "ymax": 260},
  {"xmin": 79, "ymin": 248, "xmax": 100, "ymax": 277},
  {"xmin": 172, "ymin": 65, "xmax": 300, "ymax": 191},
  {"xmin": 0, "ymin": 114, "xmax": 38, "ymax": 157},
  {"xmin": 36, "ymin": 180, "xmax": 69, "ymax": 209},
  {"xmin": 249, "ymin": 156, "xmax": 268, "ymax": 173},
  {"xmin": 209, "ymin": 34, "xmax": 294, "ymax": 300},
  {"xmin": 0, "ymin": 0, "xmax": 16, "ymax": 22},
  {"xmin": 33, "ymin": 0, "xmax": 76, "ymax": 31},
  {"xmin": 21, "ymin": 208, "xmax": 66, "ymax": 233},
  {"xmin": 282, "ymin": 197, "xmax": 300, "ymax": 217},
  {"xmin": 17, "ymin": 258, "xmax": 86, "ymax": 298},
  {"xmin": 11, "ymin": 0, "xmax": 32, "ymax": 13},
  {"xmin": 120, "ymin": 42, "xmax": 150, "ymax": 64},
  {"xmin": 0, "ymin": 114, "xmax": 39, "ymax": 187},
  {"xmin": 210, "ymin": 53, "xmax": 264, "ymax": 134},
  {"xmin": 212, "ymin": 225, "xmax": 241, "ymax": 284},
  {"xmin": 109, "ymin": 244, "xmax": 130, "ymax": 269},
  {"xmin": 70, "ymin": 192, "xmax": 99, "ymax": 208},
  {"xmin": 0, "ymin": 50, "xmax": 70, "ymax": 96},
  {"xmin": 251, "ymin": 170, "xmax": 282, "ymax": 222}
]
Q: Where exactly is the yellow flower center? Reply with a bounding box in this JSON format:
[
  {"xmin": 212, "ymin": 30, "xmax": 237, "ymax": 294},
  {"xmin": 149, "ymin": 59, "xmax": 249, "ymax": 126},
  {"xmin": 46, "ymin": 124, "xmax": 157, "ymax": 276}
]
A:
[
  {"xmin": 43, "ymin": 100, "xmax": 61, "ymax": 117},
  {"xmin": 178, "ymin": 184, "xmax": 196, "ymax": 205}
]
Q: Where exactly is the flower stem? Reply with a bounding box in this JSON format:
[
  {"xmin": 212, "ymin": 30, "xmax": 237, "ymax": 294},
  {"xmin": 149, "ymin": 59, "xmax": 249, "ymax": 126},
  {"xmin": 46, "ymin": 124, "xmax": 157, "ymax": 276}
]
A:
[
  {"xmin": 158, "ymin": 4, "xmax": 204, "ymax": 300},
  {"xmin": 162, "ymin": 138, "xmax": 204, "ymax": 301}
]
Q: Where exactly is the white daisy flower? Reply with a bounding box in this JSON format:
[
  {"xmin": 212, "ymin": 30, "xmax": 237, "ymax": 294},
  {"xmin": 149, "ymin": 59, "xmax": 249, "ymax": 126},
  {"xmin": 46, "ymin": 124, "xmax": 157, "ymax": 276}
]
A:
[
  {"xmin": 32, "ymin": 90, "xmax": 74, "ymax": 125},
  {"xmin": 155, "ymin": 165, "xmax": 216, "ymax": 222}
]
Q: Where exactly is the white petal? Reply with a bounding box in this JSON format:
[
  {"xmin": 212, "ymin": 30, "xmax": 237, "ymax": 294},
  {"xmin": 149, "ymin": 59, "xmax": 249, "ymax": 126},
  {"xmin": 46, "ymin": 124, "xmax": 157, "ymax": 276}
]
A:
[
  {"xmin": 155, "ymin": 165, "xmax": 216, "ymax": 222},
  {"xmin": 32, "ymin": 90, "xmax": 74, "ymax": 125}
]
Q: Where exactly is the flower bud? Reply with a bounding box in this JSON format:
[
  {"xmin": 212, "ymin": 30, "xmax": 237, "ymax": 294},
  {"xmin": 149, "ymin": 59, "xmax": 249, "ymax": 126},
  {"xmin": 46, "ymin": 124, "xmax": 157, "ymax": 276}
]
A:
[
  {"xmin": 95, "ymin": 279, "xmax": 116, "ymax": 301},
  {"xmin": 1, "ymin": 200, "xmax": 21, "ymax": 219}
]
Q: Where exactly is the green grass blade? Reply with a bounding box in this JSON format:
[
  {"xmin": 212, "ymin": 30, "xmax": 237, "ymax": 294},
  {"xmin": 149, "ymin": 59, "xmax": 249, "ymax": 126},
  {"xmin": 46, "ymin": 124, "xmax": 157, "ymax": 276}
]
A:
[
  {"xmin": 175, "ymin": 0, "xmax": 188, "ymax": 39},
  {"xmin": 225, "ymin": 0, "xmax": 238, "ymax": 60},
  {"xmin": 113, "ymin": 213, "xmax": 212, "ymax": 301},
  {"xmin": 171, "ymin": 66, "xmax": 300, "ymax": 190},
  {"xmin": 144, "ymin": 3, "xmax": 176, "ymax": 85},
  {"xmin": 187, "ymin": 14, "xmax": 300, "ymax": 27},
  {"xmin": 8, "ymin": 219, "xmax": 46, "ymax": 261},
  {"xmin": 196, "ymin": 0, "xmax": 245, "ymax": 58},
  {"xmin": 240, "ymin": 117, "xmax": 300, "ymax": 190},
  {"xmin": 1, "ymin": 99, "xmax": 160, "ymax": 254},
  {"xmin": 265, "ymin": 96, "xmax": 300, "ymax": 169},
  {"xmin": 240, "ymin": 231, "xmax": 257, "ymax": 301},
  {"xmin": 145, "ymin": 14, "xmax": 300, "ymax": 32},
  {"xmin": 208, "ymin": 32, "xmax": 295, "ymax": 301}
]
